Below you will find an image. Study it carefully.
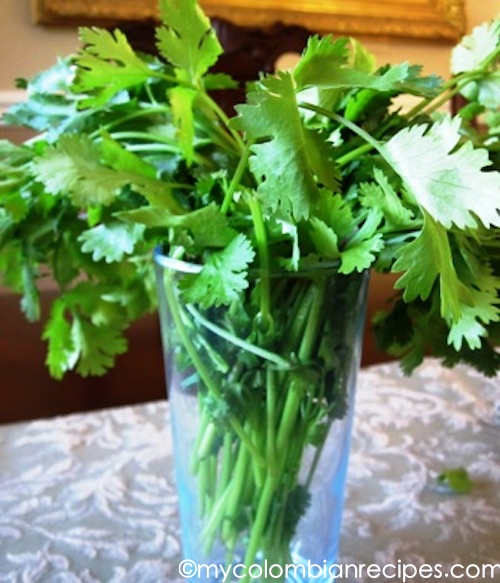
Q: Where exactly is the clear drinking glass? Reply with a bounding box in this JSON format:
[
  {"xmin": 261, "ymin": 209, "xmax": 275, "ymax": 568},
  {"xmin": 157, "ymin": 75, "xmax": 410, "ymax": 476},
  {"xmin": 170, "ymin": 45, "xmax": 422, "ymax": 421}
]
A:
[{"xmin": 155, "ymin": 250, "xmax": 369, "ymax": 583}]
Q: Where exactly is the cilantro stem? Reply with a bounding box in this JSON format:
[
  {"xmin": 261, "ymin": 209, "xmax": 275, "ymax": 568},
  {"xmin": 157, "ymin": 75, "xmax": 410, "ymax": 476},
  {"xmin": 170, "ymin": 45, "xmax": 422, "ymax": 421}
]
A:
[
  {"xmin": 201, "ymin": 478, "xmax": 235, "ymax": 551},
  {"xmin": 407, "ymin": 44, "xmax": 500, "ymax": 119},
  {"xmin": 220, "ymin": 144, "xmax": 252, "ymax": 214},
  {"xmin": 241, "ymin": 278, "xmax": 327, "ymax": 580},
  {"xmin": 144, "ymin": 82, "xmax": 158, "ymax": 106},
  {"xmin": 242, "ymin": 476, "xmax": 278, "ymax": 580},
  {"xmin": 283, "ymin": 283, "xmax": 312, "ymax": 354},
  {"xmin": 336, "ymin": 112, "xmax": 403, "ymax": 166},
  {"xmin": 276, "ymin": 281, "xmax": 326, "ymax": 453},
  {"xmin": 219, "ymin": 442, "xmax": 252, "ymax": 542},
  {"xmin": 336, "ymin": 142, "xmax": 374, "ymax": 167},
  {"xmin": 216, "ymin": 432, "xmax": 234, "ymax": 500},
  {"xmin": 185, "ymin": 304, "xmax": 290, "ymax": 368},
  {"xmin": 248, "ymin": 196, "xmax": 273, "ymax": 332},
  {"xmin": 104, "ymin": 130, "xmax": 215, "ymax": 166},
  {"xmin": 0, "ymin": 177, "xmax": 27, "ymax": 191},
  {"xmin": 190, "ymin": 405, "xmax": 211, "ymax": 475},
  {"xmin": 198, "ymin": 91, "xmax": 245, "ymax": 154},
  {"xmin": 92, "ymin": 104, "xmax": 172, "ymax": 135},
  {"xmin": 162, "ymin": 270, "xmax": 266, "ymax": 468},
  {"xmin": 197, "ymin": 420, "xmax": 220, "ymax": 459},
  {"xmin": 299, "ymin": 103, "xmax": 384, "ymax": 157},
  {"xmin": 266, "ymin": 368, "xmax": 278, "ymax": 469}
]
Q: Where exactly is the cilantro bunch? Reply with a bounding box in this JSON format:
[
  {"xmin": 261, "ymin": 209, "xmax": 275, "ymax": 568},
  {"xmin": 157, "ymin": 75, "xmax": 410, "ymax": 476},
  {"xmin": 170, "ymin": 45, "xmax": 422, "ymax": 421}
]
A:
[
  {"xmin": 1, "ymin": 0, "xmax": 499, "ymax": 577},
  {"xmin": 1, "ymin": 3, "xmax": 498, "ymax": 378}
]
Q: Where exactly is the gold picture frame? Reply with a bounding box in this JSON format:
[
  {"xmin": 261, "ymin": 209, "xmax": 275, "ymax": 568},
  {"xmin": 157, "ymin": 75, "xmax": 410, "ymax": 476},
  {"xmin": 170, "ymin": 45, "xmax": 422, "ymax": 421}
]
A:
[{"xmin": 31, "ymin": 0, "xmax": 466, "ymax": 41}]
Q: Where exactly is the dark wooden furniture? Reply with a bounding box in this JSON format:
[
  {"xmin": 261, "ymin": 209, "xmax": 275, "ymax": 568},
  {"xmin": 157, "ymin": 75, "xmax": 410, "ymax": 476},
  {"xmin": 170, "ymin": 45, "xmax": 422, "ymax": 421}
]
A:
[{"xmin": 0, "ymin": 289, "xmax": 166, "ymax": 423}]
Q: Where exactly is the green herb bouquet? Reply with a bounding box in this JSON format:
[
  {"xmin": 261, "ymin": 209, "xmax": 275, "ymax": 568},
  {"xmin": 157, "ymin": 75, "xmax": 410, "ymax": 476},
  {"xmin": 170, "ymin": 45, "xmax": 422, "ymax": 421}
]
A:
[{"xmin": 1, "ymin": 0, "xmax": 499, "ymax": 580}]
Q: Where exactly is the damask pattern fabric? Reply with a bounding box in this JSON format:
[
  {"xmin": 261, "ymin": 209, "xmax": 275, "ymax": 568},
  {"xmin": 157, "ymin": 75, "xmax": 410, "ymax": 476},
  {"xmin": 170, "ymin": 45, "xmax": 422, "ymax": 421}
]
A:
[{"xmin": 0, "ymin": 359, "xmax": 498, "ymax": 582}]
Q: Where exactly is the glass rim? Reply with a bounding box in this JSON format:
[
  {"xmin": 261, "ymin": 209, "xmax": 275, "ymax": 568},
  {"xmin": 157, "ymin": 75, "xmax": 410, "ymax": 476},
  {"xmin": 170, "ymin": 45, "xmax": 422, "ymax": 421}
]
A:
[
  {"xmin": 154, "ymin": 248, "xmax": 203, "ymax": 274},
  {"xmin": 152, "ymin": 247, "xmax": 366, "ymax": 280}
]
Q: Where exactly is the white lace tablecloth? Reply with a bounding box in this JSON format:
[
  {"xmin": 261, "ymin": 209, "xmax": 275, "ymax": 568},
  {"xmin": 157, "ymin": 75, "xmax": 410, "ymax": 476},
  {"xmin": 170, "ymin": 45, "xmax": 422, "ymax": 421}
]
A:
[{"xmin": 0, "ymin": 359, "xmax": 498, "ymax": 582}]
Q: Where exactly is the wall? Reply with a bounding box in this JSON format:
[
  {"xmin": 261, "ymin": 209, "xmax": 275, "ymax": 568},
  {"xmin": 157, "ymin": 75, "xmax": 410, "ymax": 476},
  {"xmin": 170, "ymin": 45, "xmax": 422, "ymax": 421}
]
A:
[
  {"xmin": 1, "ymin": 0, "xmax": 499, "ymax": 101},
  {"xmin": 0, "ymin": 0, "xmax": 78, "ymax": 98},
  {"xmin": 362, "ymin": 0, "xmax": 499, "ymax": 80}
]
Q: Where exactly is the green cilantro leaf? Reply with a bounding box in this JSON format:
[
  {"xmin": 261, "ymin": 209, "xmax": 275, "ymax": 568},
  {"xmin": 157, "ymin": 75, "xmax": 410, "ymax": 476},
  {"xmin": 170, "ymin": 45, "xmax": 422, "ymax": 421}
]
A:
[
  {"xmin": 315, "ymin": 192, "xmax": 357, "ymax": 239},
  {"xmin": 20, "ymin": 256, "xmax": 41, "ymax": 322},
  {"xmin": 447, "ymin": 294, "xmax": 498, "ymax": 350},
  {"xmin": 446, "ymin": 254, "xmax": 499, "ymax": 350},
  {"xmin": 155, "ymin": 0, "xmax": 222, "ymax": 83},
  {"xmin": 99, "ymin": 134, "xmax": 186, "ymax": 214},
  {"xmin": 392, "ymin": 212, "xmax": 499, "ymax": 349},
  {"xmin": 359, "ymin": 168, "xmax": 415, "ymax": 228},
  {"xmin": 0, "ymin": 211, "xmax": 13, "ymax": 248},
  {"xmin": 437, "ymin": 467, "xmax": 473, "ymax": 495},
  {"xmin": 293, "ymin": 34, "xmax": 417, "ymax": 95},
  {"xmin": 282, "ymin": 485, "xmax": 311, "ymax": 540},
  {"xmin": 179, "ymin": 234, "xmax": 255, "ymax": 307},
  {"xmin": 451, "ymin": 19, "xmax": 500, "ymax": 109},
  {"xmin": 168, "ymin": 86, "xmax": 196, "ymax": 165},
  {"xmin": 100, "ymin": 132, "xmax": 157, "ymax": 179},
  {"xmin": 32, "ymin": 134, "xmax": 185, "ymax": 213},
  {"xmin": 393, "ymin": 212, "xmax": 468, "ymax": 319},
  {"xmin": 117, "ymin": 203, "xmax": 236, "ymax": 251},
  {"xmin": 340, "ymin": 211, "xmax": 384, "ymax": 273},
  {"xmin": 42, "ymin": 278, "xmax": 154, "ymax": 378},
  {"xmin": 382, "ymin": 116, "xmax": 500, "ymax": 229},
  {"xmin": 71, "ymin": 315, "xmax": 128, "ymax": 376},
  {"xmin": 307, "ymin": 196, "xmax": 384, "ymax": 272},
  {"xmin": 43, "ymin": 298, "xmax": 78, "ymax": 379},
  {"xmin": 114, "ymin": 206, "xmax": 173, "ymax": 228},
  {"xmin": 294, "ymin": 39, "xmax": 411, "ymax": 93},
  {"xmin": 234, "ymin": 71, "xmax": 330, "ymax": 220},
  {"xmin": 308, "ymin": 217, "xmax": 340, "ymax": 259},
  {"xmin": 72, "ymin": 27, "xmax": 153, "ymax": 108},
  {"xmin": 293, "ymin": 35, "xmax": 349, "ymax": 89},
  {"xmin": 451, "ymin": 20, "xmax": 499, "ymax": 74},
  {"xmin": 348, "ymin": 38, "xmax": 377, "ymax": 73},
  {"xmin": 303, "ymin": 129, "xmax": 342, "ymax": 191},
  {"xmin": 0, "ymin": 142, "xmax": 32, "ymax": 210},
  {"xmin": 3, "ymin": 59, "xmax": 80, "ymax": 133},
  {"xmin": 167, "ymin": 204, "xmax": 237, "ymax": 250},
  {"xmin": 203, "ymin": 73, "xmax": 238, "ymax": 91},
  {"xmin": 32, "ymin": 135, "xmax": 124, "ymax": 206},
  {"xmin": 78, "ymin": 222, "xmax": 146, "ymax": 263}
]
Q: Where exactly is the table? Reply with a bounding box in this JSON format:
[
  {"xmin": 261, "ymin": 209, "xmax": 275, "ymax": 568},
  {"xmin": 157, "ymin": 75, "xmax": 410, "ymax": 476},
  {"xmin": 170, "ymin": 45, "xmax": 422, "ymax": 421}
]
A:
[{"xmin": 0, "ymin": 359, "xmax": 498, "ymax": 582}]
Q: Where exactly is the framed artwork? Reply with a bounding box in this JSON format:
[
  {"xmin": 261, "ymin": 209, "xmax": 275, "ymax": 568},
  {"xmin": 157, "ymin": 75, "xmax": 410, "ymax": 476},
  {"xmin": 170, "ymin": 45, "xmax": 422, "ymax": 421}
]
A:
[{"xmin": 31, "ymin": 0, "xmax": 466, "ymax": 41}]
